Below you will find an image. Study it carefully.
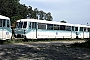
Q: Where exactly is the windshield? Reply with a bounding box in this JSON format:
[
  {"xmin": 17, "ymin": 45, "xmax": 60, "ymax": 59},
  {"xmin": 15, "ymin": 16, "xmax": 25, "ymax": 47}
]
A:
[
  {"xmin": 0, "ymin": 19, "xmax": 6, "ymax": 27},
  {"xmin": 16, "ymin": 22, "xmax": 27, "ymax": 28},
  {"xmin": 0, "ymin": 19, "xmax": 2, "ymax": 27}
]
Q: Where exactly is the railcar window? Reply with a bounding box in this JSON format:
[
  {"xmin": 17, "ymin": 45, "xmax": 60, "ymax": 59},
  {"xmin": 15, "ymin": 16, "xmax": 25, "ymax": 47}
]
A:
[
  {"xmin": 38, "ymin": 23, "xmax": 46, "ymax": 29},
  {"xmin": 60, "ymin": 25, "xmax": 65, "ymax": 30},
  {"xmin": 72, "ymin": 26, "xmax": 74, "ymax": 31},
  {"xmin": 0, "ymin": 20, "xmax": 2, "ymax": 27},
  {"xmin": 7, "ymin": 20, "xmax": 10, "ymax": 27},
  {"xmin": 29, "ymin": 22, "xmax": 31, "ymax": 28},
  {"xmin": 54, "ymin": 25, "xmax": 60, "ymax": 30},
  {"xmin": 3, "ymin": 20, "xmax": 6, "ymax": 27},
  {"xmin": 88, "ymin": 28, "xmax": 90, "ymax": 32},
  {"xmin": 47, "ymin": 24, "xmax": 53, "ymax": 30},
  {"xmin": 32, "ymin": 22, "xmax": 36, "ymax": 29},
  {"xmin": 23, "ymin": 22, "xmax": 27, "ymax": 28},
  {"xmin": 65, "ymin": 26, "xmax": 71, "ymax": 31},
  {"xmin": 84, "ymin": 28, "xmax": 86, "ymax": 32},
  {"xmin": 18, "ymin": 22, "xmax": 23, "ymax": 28},
  {"xmin": 80, "ymin": 27, "xmax": 83, "ymax": 31},
  {"xmin": 75, "ymin": 27, "xmax": 78, "ymax": 31}
]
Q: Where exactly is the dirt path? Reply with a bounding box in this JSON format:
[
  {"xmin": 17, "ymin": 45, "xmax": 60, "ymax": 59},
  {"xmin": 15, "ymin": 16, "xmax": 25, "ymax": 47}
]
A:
[
  {"xmin": 0, "ymin": 40, "xmax": 90, "ymax": 60},
  {"xmin": 0, "ymin": 40, "xmax": 85, "ymax": 48}
]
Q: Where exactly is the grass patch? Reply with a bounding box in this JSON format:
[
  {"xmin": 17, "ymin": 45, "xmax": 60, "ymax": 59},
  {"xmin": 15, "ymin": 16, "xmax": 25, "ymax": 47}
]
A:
[
  {"xmin": 1, "ymin": 39, "xmax": 24, "ymax": 44},
  {"xmin": 0, "ymin": 38, "xmax": 86, "ymax": 45}
]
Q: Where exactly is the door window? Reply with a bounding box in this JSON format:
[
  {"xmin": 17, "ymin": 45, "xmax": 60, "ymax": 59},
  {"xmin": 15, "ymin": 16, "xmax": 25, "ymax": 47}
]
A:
[
  {"xmin": 0, "ymin": 20, "xmax": 2, "ymax": 27},
  {"xmin": 3, "ymin": 20, "xmax": 6, "ymax": 27}
]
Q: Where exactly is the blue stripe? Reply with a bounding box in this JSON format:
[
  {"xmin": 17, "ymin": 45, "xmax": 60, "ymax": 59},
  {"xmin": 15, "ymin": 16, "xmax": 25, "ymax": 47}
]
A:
[{"xmin": 0, "ymin": 27, "xmax": 12, "ymax": 33}]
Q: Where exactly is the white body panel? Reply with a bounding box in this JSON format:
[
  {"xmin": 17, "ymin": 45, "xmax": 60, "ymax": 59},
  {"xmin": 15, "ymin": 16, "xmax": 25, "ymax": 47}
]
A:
[
  {"xmin": 78, "ymin": 32, "xmax": 89, "ymax": 39},
  {"xmin": 0, "ymin": 30, "xmax": 12, "ymax": 40},
  {"xmin": 25, "ymin": 30, "xmax": 76, "ymax": 39},
  {"xmin": 26, "ymin": 32, "xmax": 36, "ymax": 39}
]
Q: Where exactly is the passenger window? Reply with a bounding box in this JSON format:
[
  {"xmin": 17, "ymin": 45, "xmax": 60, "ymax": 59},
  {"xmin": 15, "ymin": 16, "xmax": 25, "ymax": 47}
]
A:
[
  {"xmin": 80, "ymin": 27, "xmax": 83, "ymax": 31},
  {"xmin": 60, "ymin": 25, "xmax": 65, "ymax": 30},
  {"xmin": 84, "ymin": 28, "xmax": 86, "ymax": 32},
  {"xmin": 65, "ymin": 26, "xmax": 71, "ymax": 31},
  {"xmin": 47, "ymin": 24, "xmax": 53, "ymax": 30},
  {"xmin": 75, "ymin": 27, "xmax": 78, "ymax": 31},
  {"xmin": 38, "ymin": 23, "xmax": 46, "ymax": 29},
  {"xmin": 54, "ymin": 25, "xmax": 60, "ymax": 30}
]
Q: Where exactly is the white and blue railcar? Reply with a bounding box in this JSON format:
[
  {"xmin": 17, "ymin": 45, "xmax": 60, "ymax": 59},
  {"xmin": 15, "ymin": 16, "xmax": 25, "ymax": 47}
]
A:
[
  {"xmin": 0, "ymin": 15, "xmax": 12, "ymax": 40},
  {"xmin": 14, "ymin": 19, "xmax": 90, "ymax": 39},
  {"xmin": 74, "ymin": 24, "xmax": 90, "ymax": 39}
]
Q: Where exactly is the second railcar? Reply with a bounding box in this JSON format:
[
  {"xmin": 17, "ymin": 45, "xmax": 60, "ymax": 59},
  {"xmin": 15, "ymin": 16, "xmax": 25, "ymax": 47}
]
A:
[{"xmin": 14, "ymin": 19, "xmax": 90, "ymax": 39}]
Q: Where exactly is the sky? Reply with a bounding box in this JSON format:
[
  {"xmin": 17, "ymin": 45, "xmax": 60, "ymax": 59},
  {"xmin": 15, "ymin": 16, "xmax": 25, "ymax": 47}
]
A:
[{"xmin": 20, "ymin": 0, "xmax": 90, "ymax": 25}]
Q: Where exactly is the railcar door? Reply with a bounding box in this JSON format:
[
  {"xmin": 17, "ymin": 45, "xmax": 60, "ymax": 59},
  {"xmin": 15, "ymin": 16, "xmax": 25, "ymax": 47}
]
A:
[
  {"xmin": 1, "ymin": 19, "xmax": 6, "ymax": 40},
  {"xmin": 32, "ymin": 22, "xmax": 37, "ymax": 39},
  {"xmin": 84, "ymin": 28, "xmax": 89, "ymax": 38},
  {"xmin": 2, "ymin": 20, "xmax": 6, "ymax": 40},
  {"xmin": 89, "ymin": 28, "xmax": 90, "ymax": 39},
  {"xmin": 0, "ymin": 20, "xmax": 2, "ymax": 40},
  {"xmin": 75, "ymin": 27, "xmax": 79, "ymax": 38}
]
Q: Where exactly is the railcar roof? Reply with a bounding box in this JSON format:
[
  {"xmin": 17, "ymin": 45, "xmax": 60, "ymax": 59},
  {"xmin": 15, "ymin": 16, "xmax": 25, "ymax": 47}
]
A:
[
  {"xmin": 16, "ymin": 19, "xmax": 90, "ymax": 27},
  {"xmin": 0, "ymin": 15, "xmax": 10, "ymax": 20},
  {"xmin": 16, "ymin": 19, "xmax": 73, "ymax": 26},
  {"xmin": 73, "ymin": 24, "xmax": 90, "ymax": 28}
]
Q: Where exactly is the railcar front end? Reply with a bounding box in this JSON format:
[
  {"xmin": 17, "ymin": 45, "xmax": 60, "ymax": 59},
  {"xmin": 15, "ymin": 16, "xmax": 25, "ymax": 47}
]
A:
[{"xmin": 0, "ymin": 15, "xmax": 12, "ymax": 40}]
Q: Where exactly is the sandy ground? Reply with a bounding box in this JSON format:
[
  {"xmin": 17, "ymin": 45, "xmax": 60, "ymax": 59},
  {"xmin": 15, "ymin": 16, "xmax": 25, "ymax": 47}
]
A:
[{"xmin": 0, "ymin": 40, "xmax": 90, "ymax": 60}]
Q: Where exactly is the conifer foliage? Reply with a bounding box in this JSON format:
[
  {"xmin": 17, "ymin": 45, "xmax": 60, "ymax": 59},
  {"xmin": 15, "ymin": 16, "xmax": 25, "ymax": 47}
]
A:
[{"xmin": 0, "ymin": 0, "xmax": 53, "ymax": 25}]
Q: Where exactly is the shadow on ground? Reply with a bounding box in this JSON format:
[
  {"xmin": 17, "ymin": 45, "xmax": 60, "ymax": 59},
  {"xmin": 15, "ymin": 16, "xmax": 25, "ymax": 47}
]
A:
[{"xmin": 0, "ymin": 43, "xmax": 90, "ymax": 60}]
